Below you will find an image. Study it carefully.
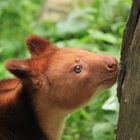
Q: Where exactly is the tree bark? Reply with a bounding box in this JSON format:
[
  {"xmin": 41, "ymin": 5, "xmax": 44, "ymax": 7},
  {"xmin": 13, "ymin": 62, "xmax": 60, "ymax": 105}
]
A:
[{"xmin": 116, "ymin": 0, "xmax": 140, "ymax": 140}]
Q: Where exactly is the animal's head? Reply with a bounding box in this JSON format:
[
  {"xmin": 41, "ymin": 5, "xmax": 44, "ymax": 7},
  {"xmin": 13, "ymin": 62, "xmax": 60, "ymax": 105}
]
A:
[{"xmin": 5, "ymin": 35, "xmax": 119, "ymax": 111}]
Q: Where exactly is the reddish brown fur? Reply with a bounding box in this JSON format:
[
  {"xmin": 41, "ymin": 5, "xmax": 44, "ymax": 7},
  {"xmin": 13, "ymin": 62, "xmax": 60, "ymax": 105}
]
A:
[
  {"xmin": 0, "ymin": 79, "xmax": 20, "ymax": 93},
  {"xmin": 0, "ymin": 79, "xmax": 21, "ymax": 107},
  {"xmin": 0, "ymin": 35, "xmax": 119, "ymax": 140}
]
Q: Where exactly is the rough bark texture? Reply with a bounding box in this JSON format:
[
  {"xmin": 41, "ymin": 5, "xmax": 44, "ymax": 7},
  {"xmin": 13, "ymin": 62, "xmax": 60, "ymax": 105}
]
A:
[{"xmin": 117, "ymin": 0, "xmax": 140, "ymax": 140}]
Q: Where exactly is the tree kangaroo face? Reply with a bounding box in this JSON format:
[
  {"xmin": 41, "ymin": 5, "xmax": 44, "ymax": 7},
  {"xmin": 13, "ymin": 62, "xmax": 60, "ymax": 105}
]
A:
[
  {"xmin": 6, "ymin": 35, "xmax": 119, "ymax": 111},
  {"xmin": 45, "ymin": 48, "xmax": 119, "ymax": 109}
]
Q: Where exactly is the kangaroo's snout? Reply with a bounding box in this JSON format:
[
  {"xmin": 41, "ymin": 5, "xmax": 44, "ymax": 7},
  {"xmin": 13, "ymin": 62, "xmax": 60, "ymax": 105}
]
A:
[{"xmin": 105, "ymin": 56, "xmax": 119, "ymax": 73}]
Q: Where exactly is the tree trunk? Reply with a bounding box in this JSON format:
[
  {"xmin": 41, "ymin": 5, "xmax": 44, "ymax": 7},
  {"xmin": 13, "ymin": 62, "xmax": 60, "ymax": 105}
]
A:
[{"xmin": 116, "ymin": 0, "xmax": 140, "ymax": 140}]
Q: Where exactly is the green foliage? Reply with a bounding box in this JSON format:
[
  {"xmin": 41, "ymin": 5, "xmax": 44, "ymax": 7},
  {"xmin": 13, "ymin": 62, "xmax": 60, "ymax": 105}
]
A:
[
  {"xmin": 0, "ymin": 0, "xmax": 131, "ymax": 139},
  {"xmin": 0, "ymin": 0, "xmax": 44, "ymax": 78}
]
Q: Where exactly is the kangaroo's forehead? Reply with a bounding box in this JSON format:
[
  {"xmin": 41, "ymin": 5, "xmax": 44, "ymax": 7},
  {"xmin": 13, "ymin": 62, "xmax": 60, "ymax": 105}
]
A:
[
  {"xmin": 50, "ymin": 48, "xmax": 95, "ymax": 61},
  {"xmin": 45, "ymin": 48, "xmax": 96, "ymax": 74}
]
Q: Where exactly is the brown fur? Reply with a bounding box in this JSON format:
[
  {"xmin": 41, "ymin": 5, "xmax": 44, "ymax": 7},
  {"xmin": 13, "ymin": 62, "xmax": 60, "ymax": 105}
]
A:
[
  {"xmin": 0, "ymin": 79, "xmax": 21, "ymax": 107},
  {"xmin": 0, "ymin": 35, "xmax": 119, "ymax": 140},
  {"xmin": 0, "ymin": 79, "xmax": 20, "ymax": 93}
]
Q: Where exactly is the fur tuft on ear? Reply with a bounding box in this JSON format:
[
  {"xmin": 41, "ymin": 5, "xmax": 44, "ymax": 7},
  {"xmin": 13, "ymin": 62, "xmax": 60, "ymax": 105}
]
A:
[
  {"xmin": 5, "ymin": 60, "xmax": 31, "ymax": 78},
  {"xmin": 26, "ymin": 35, "xmax": 54, "ymax": 56}
]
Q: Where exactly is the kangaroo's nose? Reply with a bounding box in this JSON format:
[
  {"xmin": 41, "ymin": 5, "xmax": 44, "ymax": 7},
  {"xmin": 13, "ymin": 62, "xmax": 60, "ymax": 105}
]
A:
[
  {"xmin": 106, "ymin": 63, "xmax": 118, "ymax": 72},
  {"xmin": 105, "ymin": 56, "xmax": 118, "ymax": 72}
]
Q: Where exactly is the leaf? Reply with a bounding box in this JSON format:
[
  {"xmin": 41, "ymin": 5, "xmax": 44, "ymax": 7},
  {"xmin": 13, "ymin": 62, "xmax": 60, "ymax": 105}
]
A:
[
  {"xmin": 102, "ymin": 85, "xmax": 119, "ymax": 111},
  {"xmin": 104, "ymin": 113, "xmax": 118, "ymax": 125},
  {"xmin": 56, "ymin": 8, "xmax": 96, "ymax": 34},
  {"xmin": 92, "ymin": 122, "xmax": 115, "ymax": 140},
  {"xmin": 56, "ymin": 20, "xmax": 88, "ymax": 34},
  {"xmin": 89, "ymin": 30, "xmax": 117, "ymax": 44},
  {"xmin": 68, "ymin": 8, "xmax": 96, "ymax": 21}
]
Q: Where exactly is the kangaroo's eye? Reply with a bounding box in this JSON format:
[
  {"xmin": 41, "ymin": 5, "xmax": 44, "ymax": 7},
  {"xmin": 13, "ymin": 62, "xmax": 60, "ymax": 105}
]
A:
[{"xmin": 73, "ymin": 65, "xmax": 82, "ymax": 73}]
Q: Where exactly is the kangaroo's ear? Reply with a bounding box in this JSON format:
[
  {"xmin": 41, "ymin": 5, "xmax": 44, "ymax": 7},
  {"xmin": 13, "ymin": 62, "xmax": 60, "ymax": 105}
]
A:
[
  {"xmin": 26, "ymin": 35, "xmax": 55, "ymax": 56},
  {"xmin": 5, "ymin": 59, "xmax": 31, "ymax": 79}
]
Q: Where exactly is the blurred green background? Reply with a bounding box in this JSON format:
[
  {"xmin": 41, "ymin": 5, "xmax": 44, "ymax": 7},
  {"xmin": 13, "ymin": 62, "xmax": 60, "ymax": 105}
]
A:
[{"xmin": 0, "ymin": 0, "xmax": 131, "ymax": 140}]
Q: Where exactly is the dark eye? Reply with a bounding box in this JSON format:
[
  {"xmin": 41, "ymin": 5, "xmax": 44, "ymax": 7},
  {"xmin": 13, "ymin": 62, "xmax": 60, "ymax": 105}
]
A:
[{"xmin": 73, "ymin": 65, "xmax": 82, "ymax": 73}]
